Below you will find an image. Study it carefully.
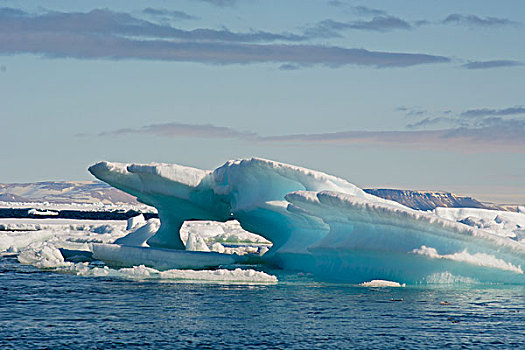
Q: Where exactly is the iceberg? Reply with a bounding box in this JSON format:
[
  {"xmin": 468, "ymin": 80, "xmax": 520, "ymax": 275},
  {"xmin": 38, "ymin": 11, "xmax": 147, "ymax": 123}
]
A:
[{"xmin": 89, "ymin": 158, "xmax": 525, "ymax": 284}]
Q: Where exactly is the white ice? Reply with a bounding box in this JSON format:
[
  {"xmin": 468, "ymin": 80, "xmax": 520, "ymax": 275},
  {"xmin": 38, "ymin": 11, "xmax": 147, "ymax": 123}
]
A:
[
  {"xmin": 360, "ymin": 280, "xmax": 406, "ymax": 287},
  {"xmin": 1, "ymin": 215, "xmax": 277, "ymax": 284},
  {"xmin": 28, "ymin": 208, "xmax": 59, "ymax": 216},
  {"xmin": 433, "ymin": 207, "xmax": 525, "ymax": 242},
  {"xmin": 64, "ymin": 264, "xmax": 277, "ymax": 284}
]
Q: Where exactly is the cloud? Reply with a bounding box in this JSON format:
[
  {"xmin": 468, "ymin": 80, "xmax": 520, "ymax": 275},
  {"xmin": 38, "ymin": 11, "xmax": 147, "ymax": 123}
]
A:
[
  {"xmin": 0, "ymin": 8, "xmax": 304, "ymax": 43},
  {"xmin": 460, "ymin": 106, "xmax": 525, "ymax": 118},
  {"xmin": 394, "ymin": 105, "xmax": 525, "ymax": 149},
  {"xmin": 444, "ymin": 118, "xmax": 525, "ymax": 144},
  {"xmin": 198, "ymin": 0, "xmax": 237, "ymax": 7},
  {"xmin": 262, "ymin": 122, "xmax": 524, "ymax": 149},
  {"xmin": 405, "ymin": 117, "xmax": 459, "ymax": 129},
  {"xmin": 328, "ymin": 3, "xmax": 387, "ymax": 16},
  {"xmin": 392, "ymin": 105, "xmax": 525, "ymax": 151},
  {"xmin": 462, "ymin": 60, "xmax": 523, "ymax": 69},
  {"xmin": 100, "ymin": 122, "xmax": 255, "ymax": 139},
  {"xmin": 279, "ymin": 63, "xmax": 301, "ymax": 71},
  {"xmin": 352, "ymin": 6, "xmax": 387, "ymax": 16},
  {"xmin": 0, "ymin": 33, "xmax": 450, "ymax": 67},
  {"xmin": 327, "ymin": 1, "xmax": 345, "ymax": 7},
  {"xmin": 443, "ymin": 14, "xmax": 516, "ymax": 27},
  {"xmin": 142, "ymin": 8, "xmax": 197, "ymax": 21},
  {"xmin": 399, "ymin": 105, "xmax": 525, "ymax": 121},
  {"xmin": 395, "ymin": 106, "xmax": 429, "ymax": 118},
  {"xmin": 0, "ymin": 8, "xmax": 450, "ymax": 68},
  {"xmin": 99, "ymin": 119, "xmax": 525, "ymax": 152},
  {"xmin": 0, "ymin": 7, "xmax": 25, "ymax": 16},
  {"xmin": 306, "ymin": 16, "xmax": 412, "ymax": 36}
]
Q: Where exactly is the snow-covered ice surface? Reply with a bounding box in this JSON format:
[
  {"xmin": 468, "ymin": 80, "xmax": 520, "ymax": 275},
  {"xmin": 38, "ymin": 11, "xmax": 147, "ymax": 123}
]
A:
[
  {"xmin": 91, "ymin": 243, "xmax": 237, "ymax": 270},
  {"xmin": 64, "ymin": 264, "xmax": 277, "ymax": 284},
  {"xmin": 360, "ymin": 280, "xmax": 406, "ymax": 287},
  {"xmin": 0, "ymin": 199, "xmax": 155, "ymax": 213},
  {"xmin": 89, "ymin": 157, "xmax": 525, "ymax": 285},
  {"xmin": 0, "ymin": 218, "xmax": 128, "ymax": 252},
  {"xmin": 0, "ymin": 215, "xmax": 277, "ymax": 284},
  {"xmin": 434, "ymin": 207, "xmax": 525, "ymax": 242}
]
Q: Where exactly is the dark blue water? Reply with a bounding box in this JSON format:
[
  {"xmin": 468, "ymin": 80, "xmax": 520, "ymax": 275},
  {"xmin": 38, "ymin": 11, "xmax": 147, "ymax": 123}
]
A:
[{"xmin": 1, "ymin": 255, "xmax": 524, "ymax": 349}]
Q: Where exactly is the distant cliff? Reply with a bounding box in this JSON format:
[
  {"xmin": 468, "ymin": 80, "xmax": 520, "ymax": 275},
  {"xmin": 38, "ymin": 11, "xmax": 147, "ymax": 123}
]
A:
[{"xmin": 364, "ymin": 189, "xmax": 502, "ymax": 211}]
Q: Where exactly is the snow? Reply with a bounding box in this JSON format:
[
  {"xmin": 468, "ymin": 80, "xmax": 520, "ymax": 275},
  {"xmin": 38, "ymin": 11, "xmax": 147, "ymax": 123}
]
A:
[
  {"xmin": 28, "ymin": 208, "xmax": 59, "ymax": 216},
  {"xmin": 0, "ymin": 230, "xmax": 55, "ymax": 252},
  {"xmin": 0, "ymin": 218, "xmax": 128, "ymax": 239},
  {"xmin": 0, "ymin": 219, "xmax": 128, "ymax": 256},
  {"xmin": 185, "ymin": 232, "xmax": 211, "ymax": 252},
  {"xmin": 433, "ymin": 207, "xmax": 525, "ymax": 241},
  {"xmin": 126, "ymin": 214, "xmax": 146, "ymax": 230},
  {"xmin": 88, "ymin": 157, "xmax": 525, "ymax": 285},
  {"xmin": 14, "ymin": 243, "xmax": 276, "ymax": 284},
  {"xmin": 17, "ymin": 242, "xmax": 69, "ymax": 268},
  {"xmin": 412, "ymin": 245, "xmax": 523, "ymax": 274},
  {"xmin": 180, "ymin": 220, "xmax": 270, "ymax": 245},
  {"xmin": 114, "ymin": 219, "xmax": 160, "ymax": 247},
  {"xmin": 91, "ymin": 244, "xmax": 236, "ymax": 270},
  {"xmin": 1, "ymin": 217, "xmax": 277, "ymax": 284},
  {"xmin": 360, "ymin": 280, "xmax": 406, "ymax": 287},
  {"xmin": 119, "ymin": 266, "xmax": 277, "ymax": 283},
  {"xmin": 0, "ymin": 199, "xmax": 154, "ymax": 213},
  {"xmin": 211, "ymin": 242, "xmax": 226, "ymax": 253},
  {"xmin": 64, "ymin": 264, "xmax": 277, "ymax": 284}
]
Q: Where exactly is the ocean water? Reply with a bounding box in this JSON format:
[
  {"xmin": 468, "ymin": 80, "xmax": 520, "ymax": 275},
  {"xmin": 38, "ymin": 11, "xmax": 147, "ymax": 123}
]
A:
[{"xmin": 1, "ymin": 256, "xmax": 523, "ymax": 349}]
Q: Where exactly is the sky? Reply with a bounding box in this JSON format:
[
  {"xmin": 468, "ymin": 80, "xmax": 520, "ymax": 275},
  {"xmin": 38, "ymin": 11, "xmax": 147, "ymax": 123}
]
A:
[{"xmin": 0, "ymin": 0, "xmax": 524, "ymax": 204}]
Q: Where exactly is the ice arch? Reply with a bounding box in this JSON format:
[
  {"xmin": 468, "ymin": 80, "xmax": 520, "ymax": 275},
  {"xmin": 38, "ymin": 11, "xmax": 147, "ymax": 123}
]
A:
[
  {"xmin": 88, "ymin": 161, "xmax": 230, "ymax": 249},
  {"xmin": 89, "ymin": 158, "xmax": 525, "ymax": 284}
]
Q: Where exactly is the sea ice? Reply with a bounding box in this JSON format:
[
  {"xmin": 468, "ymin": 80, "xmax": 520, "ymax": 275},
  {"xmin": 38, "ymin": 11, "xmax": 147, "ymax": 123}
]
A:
[
  {"xmin": 66, "ymin": 264, "xmax": 278, "ymax": 284},
  {"xmin": 90, "ymin": 243, "xmax": 237, "ymax": 270},
  {"xmin": 433, "ymin": 207, "xmax": 525, "ymax": 241},
  {"xmin": 126, "ymin": 214, "xmax": 146, "ymax": 230},
  {"xmin": 17, "ymin": 242, "xmax": 69, "ymax": 268},
  {"xmin": 114, "ymin": 219, "xmax": 160, "ymax": 247},
  {"xmin": 185, "ymin": 232, "xmax": 210, "ymax": 252},
  {"xmin": 360, "ymin": 280, "xmax": 406, "ymax": 287},
  {"xmin": 1, "ymin": 216, "xmax": 277, "ymax": 283}
]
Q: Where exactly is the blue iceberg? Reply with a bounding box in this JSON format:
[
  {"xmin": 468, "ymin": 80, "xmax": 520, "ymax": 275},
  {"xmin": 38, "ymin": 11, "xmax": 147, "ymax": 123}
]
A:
[{"xmin": 89, "ymin": 158, "xmax": 525, "ymax": 284}]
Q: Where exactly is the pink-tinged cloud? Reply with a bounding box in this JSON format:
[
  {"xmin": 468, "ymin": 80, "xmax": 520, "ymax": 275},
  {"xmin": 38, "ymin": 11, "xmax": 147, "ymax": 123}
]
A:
[{"xmin": 98, "ymin": 122, "xmax": 525, "ymax": 153}]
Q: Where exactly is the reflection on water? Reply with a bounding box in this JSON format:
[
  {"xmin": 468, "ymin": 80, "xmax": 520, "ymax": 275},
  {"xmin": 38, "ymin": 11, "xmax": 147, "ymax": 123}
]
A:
[{"xmin": 1, "ymin": 256, "xmax": 523, "ymax": 349}]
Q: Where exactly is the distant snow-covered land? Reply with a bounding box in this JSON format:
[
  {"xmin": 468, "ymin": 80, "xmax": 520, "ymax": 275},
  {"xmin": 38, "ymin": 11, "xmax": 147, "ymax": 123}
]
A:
[
  {"xmin": 1, "ymin": 181, "xmax": 519, "ymax": 213},
  {"xmin": 0, "ymin": 181, "xmax": 139, "ymax": 204}
]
